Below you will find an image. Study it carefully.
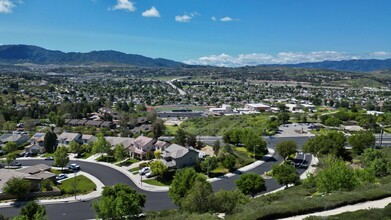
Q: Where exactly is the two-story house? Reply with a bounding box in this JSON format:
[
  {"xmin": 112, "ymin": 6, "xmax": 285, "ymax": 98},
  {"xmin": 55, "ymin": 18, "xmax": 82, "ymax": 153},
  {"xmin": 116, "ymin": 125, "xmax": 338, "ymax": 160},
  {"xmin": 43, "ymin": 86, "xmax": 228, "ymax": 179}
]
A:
[
  {"xmin": 161, "ymin": 144, "xmax": 199, "ymax": 169},
  {"xmin": 128, "ymin": 136, "xmax": 156, "ymax": 159}
]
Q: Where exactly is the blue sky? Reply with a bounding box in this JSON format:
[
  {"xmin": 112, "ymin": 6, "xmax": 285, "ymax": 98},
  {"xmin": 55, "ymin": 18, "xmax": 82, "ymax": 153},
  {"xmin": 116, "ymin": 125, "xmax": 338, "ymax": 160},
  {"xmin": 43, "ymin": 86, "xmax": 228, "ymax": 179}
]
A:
[{"xmin": 0, "ymin": 0, "xmax": 391, "ymax": 66}]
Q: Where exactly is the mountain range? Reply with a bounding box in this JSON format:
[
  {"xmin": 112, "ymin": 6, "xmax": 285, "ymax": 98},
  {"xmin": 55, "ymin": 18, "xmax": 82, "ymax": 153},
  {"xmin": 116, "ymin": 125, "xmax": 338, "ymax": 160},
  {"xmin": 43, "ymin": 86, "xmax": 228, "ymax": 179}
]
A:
[
  {"xmin": 0, "ymin": 44, "xmax": 390, "ymax": 72},
  {"xmin": 271, "ymin": 59, "xmax": 391, "ymax": 72},
  {"xmin": 0, "ymin": 45, "xmax": 184, "ymax": 67}
]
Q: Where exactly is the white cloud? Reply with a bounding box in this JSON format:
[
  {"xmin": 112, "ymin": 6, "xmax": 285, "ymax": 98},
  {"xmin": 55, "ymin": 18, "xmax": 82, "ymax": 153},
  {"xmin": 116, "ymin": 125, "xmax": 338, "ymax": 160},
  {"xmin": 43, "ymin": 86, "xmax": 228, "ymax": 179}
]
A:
[
  {"xmin": 370, "ymin": 51, "xmax": 391, "ymax": 57},
  {"xmin": 111, "ymin": 0, "xmax": 136, "ymax": 12},
  {"xmin": 184, "ymin": 51, "xmax": 391, "ymax": 67},
  {"xmin": 220, "ymin": 16, "xmax": 233, "ymax": 22},
  {"xmin": 211, "ymin": 16, "xmax": 216, "ymax": 21},
  {"xmin": 175, "ymin": 15, "xmax": 191, "ymax": 22},
  {"xmin": 175, "ymin": 12, "xmax": 198, "ymax": 23},
  {"xmin": 142, "ymin": 7, "xmax": 160, "ymax": 17},
  {"xmin": 0, "ymin": 0, "xmax": 15, "ymax": 14}
]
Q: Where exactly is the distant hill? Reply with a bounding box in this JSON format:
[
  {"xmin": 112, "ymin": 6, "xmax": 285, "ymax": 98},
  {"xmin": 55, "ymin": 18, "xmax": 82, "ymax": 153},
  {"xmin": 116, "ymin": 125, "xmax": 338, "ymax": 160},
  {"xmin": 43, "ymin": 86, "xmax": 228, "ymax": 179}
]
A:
[
  {"xmin": 274, "ymin": 59, "xmax": 391, "ymax": 72},
  {"xmin": 0, "ymin": 45, "xmax": 184, "ymax": 67}
]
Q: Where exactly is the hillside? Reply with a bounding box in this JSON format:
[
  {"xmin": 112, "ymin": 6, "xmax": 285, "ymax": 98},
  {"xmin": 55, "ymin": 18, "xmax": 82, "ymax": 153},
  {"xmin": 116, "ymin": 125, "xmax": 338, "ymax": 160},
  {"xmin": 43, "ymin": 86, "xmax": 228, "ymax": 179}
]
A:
[
  {"xmin": 0, "ymin": 45, "xmax": 184, "ymax": 67},
  {"xmin": 277, "ymin": 59, "xmax": 391, "ymax": 72}
]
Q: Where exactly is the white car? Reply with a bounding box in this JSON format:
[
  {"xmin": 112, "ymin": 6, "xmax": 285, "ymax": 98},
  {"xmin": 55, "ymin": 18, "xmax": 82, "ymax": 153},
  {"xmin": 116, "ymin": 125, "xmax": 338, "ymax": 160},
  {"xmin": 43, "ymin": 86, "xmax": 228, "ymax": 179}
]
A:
[
  {"xmin": 139, "ymin": 167, "xmax": 150, "ymax": 175},
  {"xmin": 145, "ymin": 171, "xmax": 155, "ymax": 178},
  {"xmin": 68, "ymin": 163, "xmax": 80, "ymax": 170},
  {"xmin": 56, "ymin": 174, "xmax": 68, "ymax": 181}
]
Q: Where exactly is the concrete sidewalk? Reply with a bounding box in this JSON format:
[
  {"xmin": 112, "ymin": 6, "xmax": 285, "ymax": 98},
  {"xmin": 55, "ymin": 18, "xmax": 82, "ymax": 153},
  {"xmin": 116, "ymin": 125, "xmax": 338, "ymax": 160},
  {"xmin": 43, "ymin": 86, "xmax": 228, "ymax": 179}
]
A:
[{"xmin": 280, "ymin": 196, "xmax": 391, "ymax": 220}]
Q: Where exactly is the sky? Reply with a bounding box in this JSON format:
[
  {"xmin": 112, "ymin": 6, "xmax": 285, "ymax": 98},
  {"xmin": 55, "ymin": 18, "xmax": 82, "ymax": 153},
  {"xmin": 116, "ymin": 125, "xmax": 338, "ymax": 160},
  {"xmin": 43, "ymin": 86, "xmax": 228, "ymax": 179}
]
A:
[{"xmin": 0, "ymin": 0, "xmax": 391, "ymax": 67}]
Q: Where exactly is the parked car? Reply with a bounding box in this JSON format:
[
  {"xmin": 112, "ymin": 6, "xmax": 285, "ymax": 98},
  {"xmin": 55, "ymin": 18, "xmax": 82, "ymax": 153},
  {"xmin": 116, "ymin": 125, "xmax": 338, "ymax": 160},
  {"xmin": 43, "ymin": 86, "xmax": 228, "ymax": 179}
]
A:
[
  {"xmin": 45, "ymin": 156, "xmax": 54, "ymax": 160},
  {"xmin": 139, "ymin": 167, "xmax": 150, "ymax": 175},
  {"xmin": 56, "ymin": 174, "xmax": 68, "ymax": 181},
  {"xmin": 10, "ymin": 161, "xmax": 22, "ymax": 167},
  {"xmin": 145, "ymin": 171, "xmax": 155, "ymax": 178},
  {"xmin": 68, "ymin": 163, "xmax": 81, "ymax": 170}
]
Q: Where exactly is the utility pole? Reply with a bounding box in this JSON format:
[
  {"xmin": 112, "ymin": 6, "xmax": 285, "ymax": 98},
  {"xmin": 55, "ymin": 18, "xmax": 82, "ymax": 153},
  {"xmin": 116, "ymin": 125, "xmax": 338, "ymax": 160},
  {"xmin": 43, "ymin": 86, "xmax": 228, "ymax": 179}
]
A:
[{"xmin": 379, "ymin": 125, "xmax": 384, "ymax": 148}]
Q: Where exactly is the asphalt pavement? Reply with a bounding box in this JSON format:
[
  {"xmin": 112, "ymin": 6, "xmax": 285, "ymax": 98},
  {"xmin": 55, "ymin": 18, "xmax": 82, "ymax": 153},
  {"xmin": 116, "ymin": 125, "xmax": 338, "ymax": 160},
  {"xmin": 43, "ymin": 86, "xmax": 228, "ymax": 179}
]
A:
[{"xmin": 0, "ymin": 136, "xmax": 312, "ymax": 220}]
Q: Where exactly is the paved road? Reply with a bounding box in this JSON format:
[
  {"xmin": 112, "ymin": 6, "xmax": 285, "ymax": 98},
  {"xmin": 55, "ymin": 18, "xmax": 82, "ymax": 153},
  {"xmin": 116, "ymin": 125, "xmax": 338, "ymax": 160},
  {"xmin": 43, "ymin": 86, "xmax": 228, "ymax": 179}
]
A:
[{"xmin": 1, "ymin": 136, "xmax": 312, "ymax": 220}]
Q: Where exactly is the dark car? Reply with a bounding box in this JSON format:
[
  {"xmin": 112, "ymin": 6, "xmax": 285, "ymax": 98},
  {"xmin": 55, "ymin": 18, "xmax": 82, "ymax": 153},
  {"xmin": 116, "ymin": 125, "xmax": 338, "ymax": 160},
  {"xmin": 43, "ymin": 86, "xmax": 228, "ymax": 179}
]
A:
[
  {"xmin": 45, "ymin": 156, "xmax": 54, "ymax": 160},
  {"xmin": 10, "ymin": 161, "xmax": 22, "ymax": 167}
]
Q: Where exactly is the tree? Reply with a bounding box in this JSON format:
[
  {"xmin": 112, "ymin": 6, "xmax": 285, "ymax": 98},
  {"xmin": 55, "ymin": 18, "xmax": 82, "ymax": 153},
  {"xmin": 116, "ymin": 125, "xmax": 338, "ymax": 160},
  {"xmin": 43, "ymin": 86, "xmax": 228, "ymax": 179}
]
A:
[
  {"xmin": 93, "ymin": 183, "xmax": 146, "ymax": 219},
  {"xmin": 211, "ymin": 190, "xmax": 250, "ymax": 214},
  {"xmin": 92, "ymin": 133, "xmax": 111, "ymax": 157},
  {"xmin": 3, "ymin": 141, "xmax": 17, "ymax": 153},
  {"xmin": 154, "ymin": 150, "xmax": 161, "ymax": 159},
  {"xmin": 3, "ymin": 177, "xmax": 31, "ymax": 199},
  {"xmin": 113, "ymin": 144, "xmax": 127, "ymax": 161},
  {"xmin": 54, "ymin": 146, "xmax": 69, "ymax": 170},
  {"xmin": 169, "ymin": 168, "xmax": 200, "ymax": 206},
  {"xmin": 181, "ymin": 178, "xmax": 213, "ymax": 213},
  {"xmin": 362, "ymin": 148, "xmax": 390, "ymax": 177},
  {"xmin": 44, "ymin": 131, "xmax": 57, "ymax": 153},
  {"xmin": 276, "ymin": 140, "xmax": 297, "ymax": 160},
  {"xmin": 302, "ymin": 131, "xmax": 346, "ymax": 157},
  {"xmin": 186, "ymin": 133, "xmax": 197, "ymax": 148},
  {"xmin": 212, "ymin": 140, "xmax": 220, "ymax": 155},
  {"xmin": 19, "ymin": 201, "xmax": 46, "ymax": 220},
  {"xmin": 236, "ymin": 172, "xmax": 266, "ymax": 197},
  {"xmin": 316, "ymin": 156, "xmax": 358, "ymax": 193},
  {"xmin": 243, "ymin": 129, "xmax": 267, "ymax": 156},
  {"xmin": 3, "ymin": 121, "xmax": 16, "ymax": 131},
  {"xmin": 152, "ymin": 119, "xmax": 165, "ymax": 139},
  {"xmin": 174, "ymin": 128, "xmax": 187, "ymax": 146},
  {"xmin": 149, "ymin": 160, "xmax": 167, "ymax": 177},
  {"xmin": 200, "ymin": 156, "xmax": 218, "ymax": 174},
  {"xmin": 69, "ymin": 141, "xmax": 82, "ymax": 157},
  {"xmin": 6, "ymin": 152, "xmax": 16, "ymax": 167},
  {"xmin": 324, "ymin": 117, "xmax": 342, "ymax": 127},
  {"xmin": 146, "ymin": 110, "xmax": 157, "ymax": 122},
  {"xmin": 277, "ymin": 112, "xmax": 290, "ymax": 124},
  {"xmin": 222, "ymin": 154, "xmax": 236, "ymax": 171},
  {"xmin": 348, "ymin": 131, "xmax": 376, "ymax": 155},
  {"xmin": 272, "ymin": 162, "xmax": 300, "ymax": 187}
]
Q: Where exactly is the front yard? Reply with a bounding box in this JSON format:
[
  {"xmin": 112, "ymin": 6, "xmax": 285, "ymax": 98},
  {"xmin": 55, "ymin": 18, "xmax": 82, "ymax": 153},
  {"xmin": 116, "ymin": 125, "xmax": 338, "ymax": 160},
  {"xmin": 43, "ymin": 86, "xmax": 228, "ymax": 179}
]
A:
[{"xmin": 57, "ymin": 175, "xmax": 96, "ymax": 196}]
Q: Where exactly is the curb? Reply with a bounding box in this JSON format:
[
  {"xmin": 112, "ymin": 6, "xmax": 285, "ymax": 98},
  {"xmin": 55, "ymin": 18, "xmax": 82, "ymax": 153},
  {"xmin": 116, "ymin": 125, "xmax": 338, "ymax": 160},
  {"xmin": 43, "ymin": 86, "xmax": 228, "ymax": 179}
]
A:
[
  {"xmin": 0, "ymin": 171, "xmax": 104, "ymax": 208},
  {"xmin": 207, "ymin": 148, "xmax": 276, "ymax": 183}
]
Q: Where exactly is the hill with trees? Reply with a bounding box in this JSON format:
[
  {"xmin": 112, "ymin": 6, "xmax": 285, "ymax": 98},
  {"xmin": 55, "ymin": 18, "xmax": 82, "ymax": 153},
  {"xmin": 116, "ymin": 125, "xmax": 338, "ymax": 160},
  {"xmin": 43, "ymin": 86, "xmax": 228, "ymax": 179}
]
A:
[{"xmin": 0, "ymin": 45, "xmax": 184, "ymax": 67}]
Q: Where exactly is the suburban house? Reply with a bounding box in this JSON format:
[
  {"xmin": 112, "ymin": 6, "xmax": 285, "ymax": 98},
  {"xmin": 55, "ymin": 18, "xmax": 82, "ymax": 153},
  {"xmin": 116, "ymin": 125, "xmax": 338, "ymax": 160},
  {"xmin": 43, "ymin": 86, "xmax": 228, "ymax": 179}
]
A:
[
  {"xmin": 0, "ymin": 133, "xmax": 29, "ymax": 147},
  {"xmin": 105, "ymin": 136, "xmax": 135, "ymax": 150},
  {"xmin": 29, "ymin": 133, "xmax": 46, "ymax": 147},
  {"xmin": 161, "ymin": 144, "xmax": 199, "ymax": 169},
  {"xmin": 81, "ymin": 134, "xmax": 97, "ymax": 145},
  {"xmin": 0, "ymin": 164, "xmax": 56, "ymax": 194},
  {"xmin": 128, "ymin": 136, "xmax": 156, "ymax": 159},
  {"xmin": 25, "ymin": 144, "xmax": 45, "ymax": 154},
  {"xmin": 245, "ymin": 103, "xmax": 271, "ymax": 112},
  {"xmin": 154, "ymin": 140, "xmax": 170, "ymax": 151},
  {"xmin": 57, "ymin": 132, "xmax": 82, "ymax": 146}
]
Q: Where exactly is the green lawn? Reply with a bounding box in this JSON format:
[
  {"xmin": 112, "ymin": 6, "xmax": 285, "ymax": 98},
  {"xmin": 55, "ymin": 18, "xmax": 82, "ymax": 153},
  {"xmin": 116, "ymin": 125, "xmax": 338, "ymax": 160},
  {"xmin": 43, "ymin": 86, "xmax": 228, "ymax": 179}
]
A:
[
  {"xmin": 57, "ymin": 175, "xmax": 96, "ymax": 195},
  {"xmin": 96, "ymin": 155, "xmax": 118, "ymax": 163},
  {"xmin": 81, "ymin": 152, "xmax": 95, "ymax": 159},
  {"xmin": 234, "ymin": 147, "xmax": 255, "ymax": 167},
  {"xmin": 142, "ymin": 179, "xmax": 169, "ymax": 186},
  {"xmin": 42, "ymin": 153, "xmax": 55, "ymax": 158},
  {"xmin": 50, "ymin": 168, "xmax": 73, "ymax": 175},
  {"xmin": 306, "ymin": 204, "xmax": 391, "ymax": 220},
  {"xmin": 129, "ymin": 167, "xmax": 140, "ymax": 173},
  {"xmin": 117, "ymin": 158, "xmax": 141, "ymax": 167}
]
